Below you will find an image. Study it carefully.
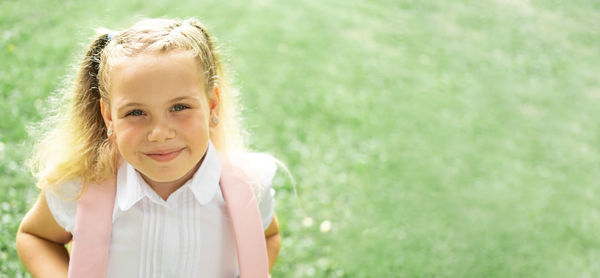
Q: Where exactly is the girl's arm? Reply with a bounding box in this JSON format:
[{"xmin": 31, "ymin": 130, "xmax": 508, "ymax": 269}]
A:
[
  {"xmin": 264, "ymin": 214, "xmax": 281, "ymax": 271},
  {"xmin": 16, "ymin": 191, "xmax": 72, "ymax": 278}
]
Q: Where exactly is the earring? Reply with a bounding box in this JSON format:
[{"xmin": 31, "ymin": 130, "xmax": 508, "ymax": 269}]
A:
[
  {"xmin": 107, "ymin": 129, "xmax": 113, "ymax": 136},
  {"xmin": 211, "ymin": 116, "xmax": 219, "ymax": 125}
]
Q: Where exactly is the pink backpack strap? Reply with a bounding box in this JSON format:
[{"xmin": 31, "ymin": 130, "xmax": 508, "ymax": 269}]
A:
[
  {"xmin": 68, "ymin": 177, "xmax": 117, "ymax": 278},
  {"xmin": 218, "ymin": 153, "xmax": 270, "ymax": 278},
  {"xmin": 68, "ymin": 156, "xmax": 270, "ymax": 277}
]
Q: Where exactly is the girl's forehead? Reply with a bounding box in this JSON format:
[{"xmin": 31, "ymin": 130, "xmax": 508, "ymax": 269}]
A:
[
  {"xmin": 107, "ymin": 51, "xmax": 207, "ymax": 104},
  {"xmin": 109, "ymin": 51, "xmax": 205, "ymax": 86},
  {"xmin": 109, "ymin": 50, "xmax": 199, "ymax": 74}
]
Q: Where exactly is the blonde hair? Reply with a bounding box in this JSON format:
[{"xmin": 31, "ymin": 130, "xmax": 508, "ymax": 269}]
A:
[{"xmin": 30, "ymin": 18, "xmax": 245, "ymax": 189}]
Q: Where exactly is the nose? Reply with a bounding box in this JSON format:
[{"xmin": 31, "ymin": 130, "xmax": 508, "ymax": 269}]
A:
[{"xmin": 147, "ymin": 115, "xmax": 175, "ymax": 142}]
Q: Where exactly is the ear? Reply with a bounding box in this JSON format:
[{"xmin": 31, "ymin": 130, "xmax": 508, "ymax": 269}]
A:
[
  {"xmin": 209, "ymin": 85, "xmax": 221, "ymax": 114},
  {"xmin": 209, "ymin": 85, "xmax": 221, "ymax": 128},
  {"xmin": 100, "ymin": 98, "xmax": 113, "ymax": 131}
]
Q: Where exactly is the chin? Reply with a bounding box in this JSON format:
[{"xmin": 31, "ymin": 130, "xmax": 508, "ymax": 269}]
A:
[
  {"xmin": 148, "ymin": 172, "xmax": 187, "ymax": 183},
  {"xmin": 138, "ymin": 167, "xmax": 187, "ymax": 183}
]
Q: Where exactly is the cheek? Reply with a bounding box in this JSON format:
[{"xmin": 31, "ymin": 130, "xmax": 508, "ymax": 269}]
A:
[
  {"xmin": 178, "ymin": 112, "xmax": 210, "ymax": 130},
  {"xmin": 115, "ymin": 133, "xmax": 137, "ymax": 154},
  {"xmin": 113, "ymin": 117, "xmax": 146, "ymax": 135},
  {"xmin": 113, "ymin": 122, "xmax": 145, "ymax": 151}
]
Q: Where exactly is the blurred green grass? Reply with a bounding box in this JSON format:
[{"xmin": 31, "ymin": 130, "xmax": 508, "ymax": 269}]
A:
[{"xmin": 1, "ymin": 0, "xmax": 600, "ymax": 277}]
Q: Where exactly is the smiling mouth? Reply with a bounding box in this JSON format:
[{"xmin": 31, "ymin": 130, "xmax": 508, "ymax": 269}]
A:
[{"xmin": 145, "ymin": 148, "xmax": 184, "ymax": 162}]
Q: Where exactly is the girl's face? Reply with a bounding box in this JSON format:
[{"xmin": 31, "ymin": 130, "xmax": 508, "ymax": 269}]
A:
[{"xmin": 101, "ymin": 51, "xmax": 218, "ymax": 189}]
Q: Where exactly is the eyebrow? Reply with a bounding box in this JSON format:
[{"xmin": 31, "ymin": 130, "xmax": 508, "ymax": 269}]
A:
[
  {"xmin": 116, "ymin": 96, "xmax": 201, "ymax": 111},
  {"xmin": 116, "ymin": 102, "xmax": 144, "ymax": 111},
  {"xmin": 169, "ymin": 96, "xmax": 201, "ymax": 103}
]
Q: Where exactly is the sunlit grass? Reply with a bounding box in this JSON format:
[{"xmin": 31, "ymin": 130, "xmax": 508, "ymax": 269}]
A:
[{"xmin": 1, "ymin": 0, "xmax": 600, "ymax": 277}]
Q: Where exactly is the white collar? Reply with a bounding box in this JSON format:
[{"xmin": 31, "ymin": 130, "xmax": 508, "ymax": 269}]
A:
[{"xmin": 116, "ymin": 141, "xmax": 222, "ymax": 211}]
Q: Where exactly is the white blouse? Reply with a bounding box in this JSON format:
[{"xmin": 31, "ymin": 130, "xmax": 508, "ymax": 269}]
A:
[{"xmin": 46, "ymin": 142, "xmax": 276, "ymax": 278}]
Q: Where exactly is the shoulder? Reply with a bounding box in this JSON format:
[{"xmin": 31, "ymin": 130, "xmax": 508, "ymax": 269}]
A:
[
  {"xmin": 44, "ymin": 180, "xmax": 82, "ymax": 233},
  {"xmin": 227, "ymin": 152, "xmax": 277, "ymax": 193},
  {"xmin": 46, "ymin": 179, "xmax": 82, "ymax": 199},
  {"xmin": 226, "ymin": 152, "xmax": 278, "ymax": 229}
]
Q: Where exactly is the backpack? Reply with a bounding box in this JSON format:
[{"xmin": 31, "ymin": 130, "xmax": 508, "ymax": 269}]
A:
[{"xmin": 67, "ymin": 153, "xmax": 270, "ymax": 278}]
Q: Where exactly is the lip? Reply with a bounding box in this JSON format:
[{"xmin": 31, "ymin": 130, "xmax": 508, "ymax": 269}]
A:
[{"xmin": 144, "ymin": 148, "xmax": 185, "ymax": 162}]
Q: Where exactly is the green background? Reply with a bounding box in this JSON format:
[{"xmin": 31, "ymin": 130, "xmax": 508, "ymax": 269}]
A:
[{"xmin": 1, "ymin": 0, "xmax": 600, "ymax": 277}]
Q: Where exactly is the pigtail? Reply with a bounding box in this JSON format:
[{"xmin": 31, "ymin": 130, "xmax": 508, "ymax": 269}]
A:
[
  {"xmin": 70, "ymin": 32, "xmax": 118, "ymax": 180},
  {"xmin": 184, "ymin": 19, "xmax": 220, "ymax": 85},
  {"xmin": 73, "ymin": 32, "xmax": 110, "ymax": 141},
  {"xmin": 31, "ymin": 32, "xmax": 118, "ymax": 189}
]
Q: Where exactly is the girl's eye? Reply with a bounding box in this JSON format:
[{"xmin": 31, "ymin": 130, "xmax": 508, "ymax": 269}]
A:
[
  {"xmin": 171, "ymin": 104, "xmax": 190, "ymax": 112},
  {"xmin": 125, "ymin": 109, "xmax": 145, "ymax": 117}
]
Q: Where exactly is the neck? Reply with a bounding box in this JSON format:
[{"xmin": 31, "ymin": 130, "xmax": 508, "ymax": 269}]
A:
[{"xmin": 141, "ymin": 158, "xmax": 203, "ymax": 200}]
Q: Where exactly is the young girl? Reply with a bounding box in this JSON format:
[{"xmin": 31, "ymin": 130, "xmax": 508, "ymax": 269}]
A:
[{"xmin": 16, "ymin": 18, "xmax": 280, "ymax": 277}]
